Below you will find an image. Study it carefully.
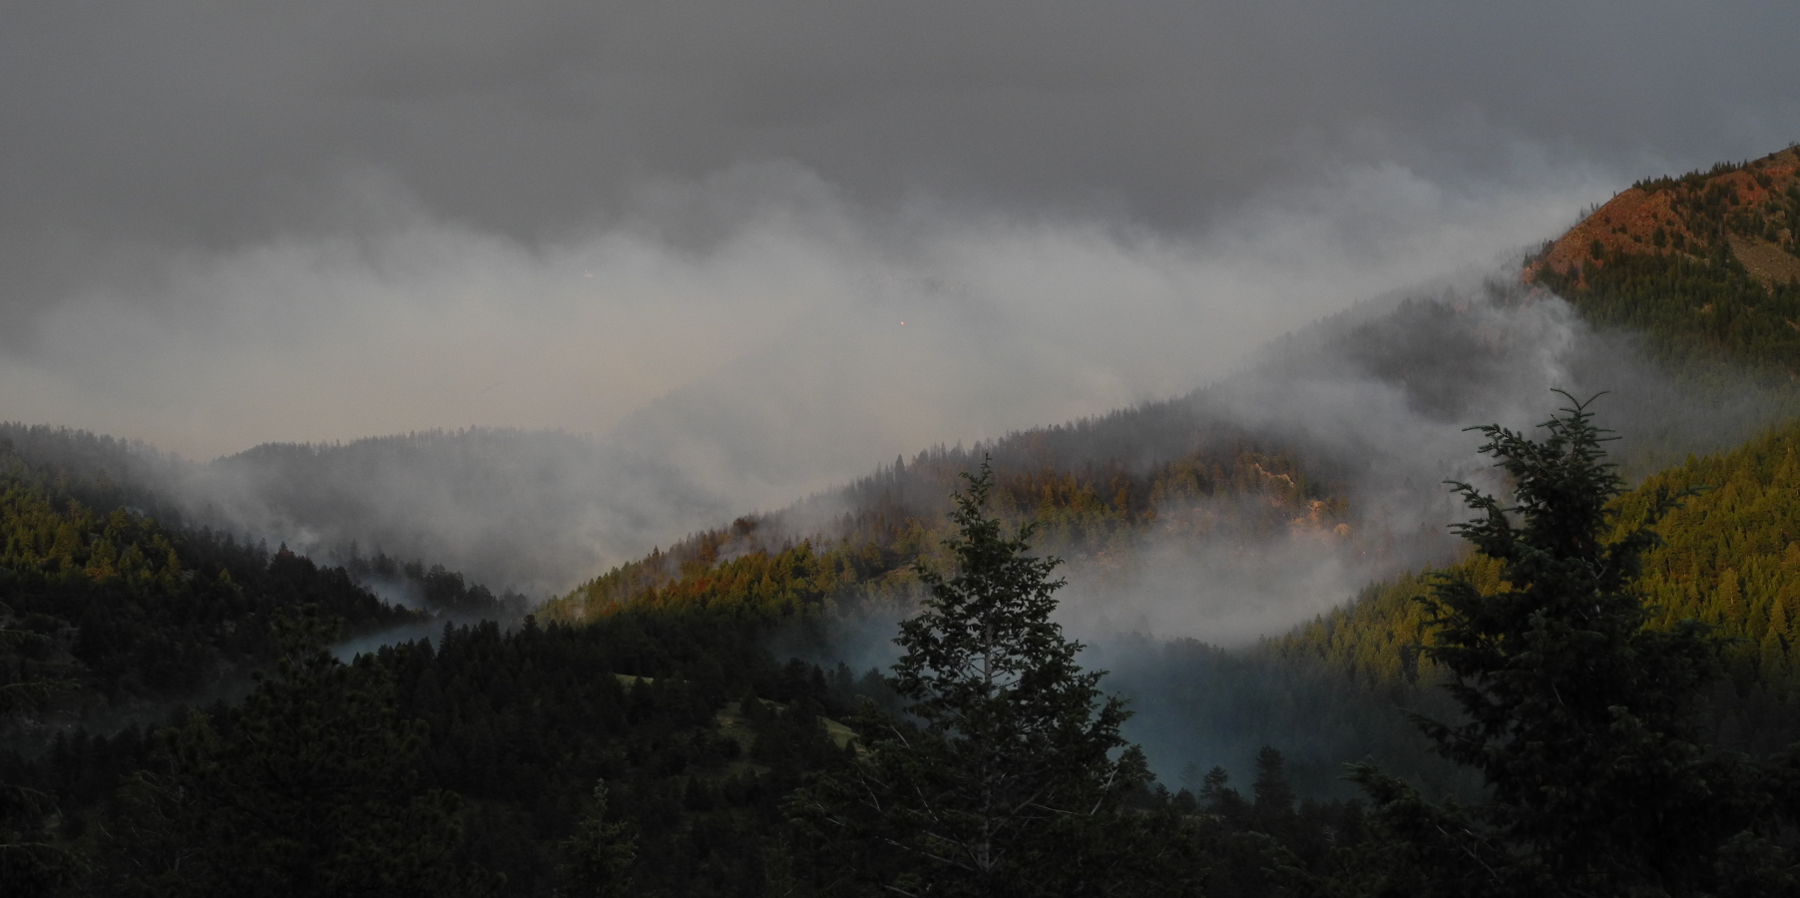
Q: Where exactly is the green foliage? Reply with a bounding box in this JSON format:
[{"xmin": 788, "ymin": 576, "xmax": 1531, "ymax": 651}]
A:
[
  {"xmin": 1536, "ymin": 248, "xmax": 1800, "ymax": 378},
  {"xmin": 1624, "ymin": 425, "xmax": 1800, "ymax": 711},
  {"xmin": 1349, "ymin": 396, "xmax": 1784, "ymax": 896},
  {"xmin": 1632, "ymin": 159, "xmax": 1748, "ymax": 195},
  {"xmin": 1534, "ymin": 151, "xmax": 1800, "ymax": 380},
  {"xmin": 794, "ymin": 460, "xmax": 1200, "ymax": 897},
  {"xmin": 343, "ymin": 553, "xmax": 529, "ymax": 619},
  {"xmin": 548, "ymin": 445, "xmax": 1338, "ymax": 624},
  {"xmin": 95, "ymin": 608, "xmax": 497, "ymax": 897},
  {"xmin": 556, "ymin": 780, "xmax": 637, "ymax": 897},
  {"xmin": 30, "ymin": 180, "xmax": 1800, "ymax": 891},
  {"xmin": 1186, "ymin": 751, "xmax": 1371, "ymax": 898},
  {"xmin": 1, "ymin": 601, "xmax": 82, "ymax": 897},
  {"xmin": 31, "ymin": 605, "xmax": 865, "ymax": 897},
  {"xmin": 0, "ymin": 443, "xmax": 416, "ymax": 714},
  {"xmin": 1280, "ymin": 415, "xmax": 1800, "ymax": 752}
]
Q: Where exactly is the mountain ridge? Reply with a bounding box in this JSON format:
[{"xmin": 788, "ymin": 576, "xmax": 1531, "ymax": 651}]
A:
[{"xmin": 1529, "ymin": 146, "xmax": 1800, "ymax": 289}]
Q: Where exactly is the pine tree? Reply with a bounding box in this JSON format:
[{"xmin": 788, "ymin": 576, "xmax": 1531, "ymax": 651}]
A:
[
  {"xmin": 556, "ymin": 780, "xmax": 637, "ymax": 898},
  {"xmin": 794, "ymin": 459, "xmax": 1198, "ymax": 897},
  {"xmin": 1348, "ymin": 395, "xmax": 1779, "ymax": 896},
  {"xmin": 1250, "ymin": 746, "xmax": 1296, "ymax": 836}
]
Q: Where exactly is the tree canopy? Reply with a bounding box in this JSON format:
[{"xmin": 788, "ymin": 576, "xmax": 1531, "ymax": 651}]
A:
[
  {"xmin": 795, "ymin": 459, "xmax": 1197, "ymax": 897},
  {"xmin": 1348, "ymin": 396, "xmax": 1791, "ymax": 896}
]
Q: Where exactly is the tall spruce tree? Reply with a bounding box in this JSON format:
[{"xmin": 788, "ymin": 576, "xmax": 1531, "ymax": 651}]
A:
[
  {"xmin": 555, "ymin": 780, "xmax": 637, "ymax": 898},
  {"xmin": 1347, "ymin": 395, "xmax": 1782, "ymax": 897},
  {"xmin": 794, "ymin": 459, "xmax": 1198, "ymax": 897}
]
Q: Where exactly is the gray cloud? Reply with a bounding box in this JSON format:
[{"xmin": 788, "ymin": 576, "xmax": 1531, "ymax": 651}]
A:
[
  {"xmin": 6, "ymin": 2, "xmax": 1799, "ymax": 258},
  {"xmin": 0, "ymin": 158, "xmax": 1602, "ymax": 478},
  {"xmin": 4, "ymin": 1, "xmax": 1799, "ymax": 583},
  {"xmin": 1048, "ymin": 276, "xmax": 1792, "ymax": 647},
  {"xmin": 0, "ymin": 162, "xmax": 1603, "ymax": 597}
]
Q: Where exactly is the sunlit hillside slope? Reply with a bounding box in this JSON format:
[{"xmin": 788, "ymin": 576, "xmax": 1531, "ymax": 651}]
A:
[{"xmin": 1529, "ymin": 145, "xmax": 1800, "ymax": 375}]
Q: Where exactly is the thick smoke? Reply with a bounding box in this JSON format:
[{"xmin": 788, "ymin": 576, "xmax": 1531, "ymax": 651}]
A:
[
  {"xmin": 7, "ymin": 1, "xmax": 1800, "ymax": 794},
  {"xmin": 2, "ymin": 161, "xmax": 1616, "ymax": 594},
  {"xmin": 8, "ymin": 2, "xmax": 1797, "ymax": 596},
  {"xmin": 4, "ymin": 1, "xmax": 1797, "ymax": 279},
  {"xmin": 1024, "ymin": 278, "xmax": 1792, "ymax": 790},
  {"xmin": 1054, "ymin": 276, "xmax": 1792, "ymax": 647}
]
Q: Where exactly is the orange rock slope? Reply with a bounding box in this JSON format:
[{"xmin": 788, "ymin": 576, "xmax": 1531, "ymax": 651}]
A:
[{"xmin": 1527, "ymin": 146, "xmax": 1800, "ymax": 288}]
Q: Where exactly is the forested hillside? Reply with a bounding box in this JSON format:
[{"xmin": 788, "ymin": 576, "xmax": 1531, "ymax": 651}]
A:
[
  {"xmin": 511, "ymin": 147, "xmax": 1800, "ymax": 805},
  {"xmin": 0, "ymin": 453, "xmax": 1384, "ymax": 895},
  {"xmin": 0, "ymin": 430, "xmax": 873, "ymax": 894},
  {"xmin": 0, "ymin": 434, "xmax": 413, "ymax": 718},
  {"xmin": 1529, "ymin": 145, "xmax": 1800, "ymax": 375},
  {"xmin": 542, "ymin": 440, "xmax": 1340, "ymax": 624},
  {"xmin": 13, "ymin": 148, "xmax": 1800, "ymax": 894},
  {"xmin": 1277, "ymin": 418, "xmax": 1800, "ymax": 752},
  {"xmin": 1260, "ymin": 146, "xmax": 1800, "ymax": 742}
]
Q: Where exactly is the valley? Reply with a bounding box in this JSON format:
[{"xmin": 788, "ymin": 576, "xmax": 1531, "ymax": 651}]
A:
[{"xmin": 10, "ymin": 148, "xmax": 1800, "ymax": 895}]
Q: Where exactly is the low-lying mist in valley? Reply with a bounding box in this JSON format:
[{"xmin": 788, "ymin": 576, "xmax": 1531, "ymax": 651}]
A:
[
  {"xmin": 14, "ymin": 7, "xmax": 1800, "ymax": 887},
  {"xmin": 1054, "ymin": 276, "xmax": 1792, "ymax": 647},
  {"xmin": 770, "ymin": 275, "xmax": 1799, "ymax": 788},
  {"xmin": 11, "ymin": 257, "xmax": 1785, "ymax": 645}
]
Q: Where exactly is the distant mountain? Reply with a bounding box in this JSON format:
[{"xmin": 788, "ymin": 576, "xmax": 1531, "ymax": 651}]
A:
[
  {"xmin": 0, "ymin": 434, "xmax": 420, "ymax": 728},
  {"xmin": 1528, "ymin": 145, "xmax": 1800, "ymax": 375},
  {"xmin": 535, "ymin": 146, "xmax": 1800, "ymax": 786},
  {"xmin": 20, "ymin": 148, "xmax": 1799, "ymax": 608},
  {"xmin": 0, "ymin": 423, "xmax": 756, "ymax": 598},
  {"xmin": 12, "ymin": 151, "xmax": 1797, "ymax": 642},
  {"xmin": 12, "ymin": 147, "xmax": 1800, "ymax": 864},
  {"xmin": 544, "ymin": 275, "xmax": 1787, "ymax": 634},
  {"xmin": 1532, "ymin": 146, "xmax": 1800, "ymax": 287},
  {"xmin": 189, "ymin": 428, "xmax": 729, "ymax": 598}
]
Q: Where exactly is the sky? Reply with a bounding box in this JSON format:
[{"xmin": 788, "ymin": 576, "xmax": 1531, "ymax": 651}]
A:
[{"xmin": 5, "ymin": 1, "xmax": 1800, "ymax": 478}]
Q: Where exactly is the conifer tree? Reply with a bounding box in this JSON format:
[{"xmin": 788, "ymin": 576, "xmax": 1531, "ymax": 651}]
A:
[
  {"xmin": 1250, "ymin": 746, "xmax": 1296, "ymax": 836},
  {"xmin": 795, "ymin": 459, "xmax": 1197, "ymax": 897},
  {"xmin": 1348, "ymin": 395, "xmax": 1778, "ymax": 896},
  {"xmin": 556, "ymin": 780, "xmax": 637, "ymax": 898}
]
